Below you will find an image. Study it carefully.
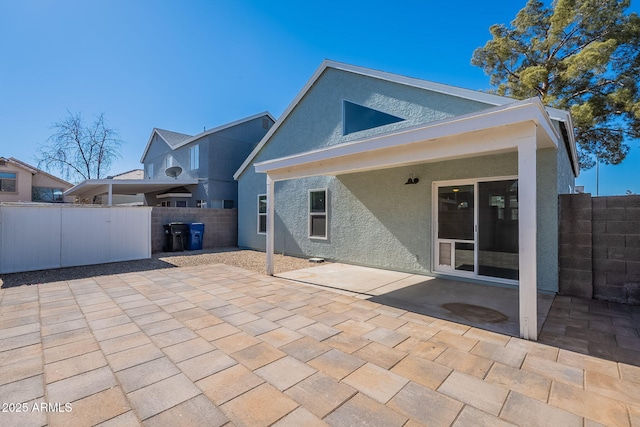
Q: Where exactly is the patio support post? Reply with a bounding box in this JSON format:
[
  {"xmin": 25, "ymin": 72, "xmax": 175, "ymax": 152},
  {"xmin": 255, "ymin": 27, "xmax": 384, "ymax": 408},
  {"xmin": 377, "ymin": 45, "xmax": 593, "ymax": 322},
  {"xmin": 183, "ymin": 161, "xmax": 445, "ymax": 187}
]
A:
[
  {"xmin": 518, "ymin": 135, "xmax": 537, "ymax": 340},
  {"xmin": 266, "ymin": 174, "xmax": 275, "ymax": 276},
  {"xmin": 107, "ymin": 183, "xmax": 113, "ymax": 206}
]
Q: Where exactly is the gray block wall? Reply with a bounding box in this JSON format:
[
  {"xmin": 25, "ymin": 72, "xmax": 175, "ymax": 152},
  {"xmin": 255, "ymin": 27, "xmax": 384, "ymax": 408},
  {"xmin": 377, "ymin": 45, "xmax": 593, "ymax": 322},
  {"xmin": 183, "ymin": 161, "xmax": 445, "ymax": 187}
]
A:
[
  {"xmin": 151, "ymin": 207, "xmax": 237, "ymax": 253},
  {"xmin": 559, "ymin": 194, "xmax": 640, "ymax": 304},
  {"xmin": 592, "ymin": 196, "xmax": 640, "ymax": 303},
  {"xmin": 558, "ymin": 194, "xmax": 593, "ymax": 299}
]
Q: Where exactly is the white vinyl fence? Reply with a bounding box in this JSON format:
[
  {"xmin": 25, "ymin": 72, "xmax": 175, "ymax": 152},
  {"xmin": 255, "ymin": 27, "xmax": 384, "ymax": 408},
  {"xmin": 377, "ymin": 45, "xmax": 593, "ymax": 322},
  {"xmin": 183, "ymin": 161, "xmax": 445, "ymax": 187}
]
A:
[{"xmin": 0, "ymin": 204, "xmax": 151, "ymax": 274}]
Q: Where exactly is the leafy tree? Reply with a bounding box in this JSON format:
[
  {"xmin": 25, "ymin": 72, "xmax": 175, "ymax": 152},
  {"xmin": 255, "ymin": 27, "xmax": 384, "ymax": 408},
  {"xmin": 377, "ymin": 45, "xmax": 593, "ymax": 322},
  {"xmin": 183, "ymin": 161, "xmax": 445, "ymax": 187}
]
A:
[
  {"xmin": 472, "ymin": 0, "xmax": 640, "ymax": 169},
  {"xmin": 38, "ymin": 111, "xmax": 123, "ymax": 181}
]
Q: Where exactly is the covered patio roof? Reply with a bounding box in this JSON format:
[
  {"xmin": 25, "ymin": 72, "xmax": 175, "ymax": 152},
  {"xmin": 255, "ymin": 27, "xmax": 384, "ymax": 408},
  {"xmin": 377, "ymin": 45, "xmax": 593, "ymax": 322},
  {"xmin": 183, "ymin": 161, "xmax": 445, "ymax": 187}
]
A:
[
  {"xmin": 255, "ymin": 98, "xmax": 560, "ymax": 180},
  {"xmin": 254, "ymin": 97, "xmax": 564, "ymax": 341},
  {"xmin": 64, "ymin": 179, "xmax": 198, "ymax": 205}
]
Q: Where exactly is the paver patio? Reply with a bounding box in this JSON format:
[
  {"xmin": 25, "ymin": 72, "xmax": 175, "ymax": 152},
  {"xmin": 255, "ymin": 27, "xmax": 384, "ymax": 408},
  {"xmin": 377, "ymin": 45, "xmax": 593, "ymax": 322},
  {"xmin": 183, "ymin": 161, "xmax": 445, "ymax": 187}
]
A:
[{"xmin": 0, "ymin": 263, "xmax": 639, "ymax": 426}]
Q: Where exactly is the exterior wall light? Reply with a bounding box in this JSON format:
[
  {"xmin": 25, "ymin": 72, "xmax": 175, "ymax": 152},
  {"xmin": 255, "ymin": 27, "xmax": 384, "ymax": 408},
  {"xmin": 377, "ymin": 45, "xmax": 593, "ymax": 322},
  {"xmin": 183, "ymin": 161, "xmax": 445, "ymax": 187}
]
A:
[{"xmin": 405, "ymin": 174, "xmax": 419, "ymax": 185}]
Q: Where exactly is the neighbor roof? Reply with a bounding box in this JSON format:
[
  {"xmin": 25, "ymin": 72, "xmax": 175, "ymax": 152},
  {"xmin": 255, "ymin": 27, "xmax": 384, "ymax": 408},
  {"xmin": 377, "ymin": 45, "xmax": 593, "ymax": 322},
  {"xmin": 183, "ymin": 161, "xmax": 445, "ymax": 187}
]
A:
[
  {"xmin": 140, "ymin": 112, "xmax": 276, "ymax": 163},
  {"xmin": 1, "ymin": 157, "xmax": 73, "ymax": 187},
  {"xmin": 234, "ymin": 60, "xmax": 578, "ymax": 179},
  {"xmin": 63, "ymin": 178, "xmax": 199, "ymax": 200}
]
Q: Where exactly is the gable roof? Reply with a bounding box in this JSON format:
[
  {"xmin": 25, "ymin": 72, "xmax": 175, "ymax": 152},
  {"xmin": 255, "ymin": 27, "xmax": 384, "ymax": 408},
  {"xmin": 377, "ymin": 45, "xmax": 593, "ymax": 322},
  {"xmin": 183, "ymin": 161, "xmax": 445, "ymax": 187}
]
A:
[
  {"xmin": 234, "ymin": 60, "xmax": 578, "ymax": 179},
  {"xmin": 1, "ymin": 157, "xmax": 73, "ymax": 187},
  {"xmin": 110, "ymin": 169, "xmax": 144, "ymax": 180},
  {"xmin": 155, "ymin": 129, "xmax": 193, "ymax": 148},
  {"xmin": 140, "ymin": 111, "xmax": 276, "ymax": 163}
]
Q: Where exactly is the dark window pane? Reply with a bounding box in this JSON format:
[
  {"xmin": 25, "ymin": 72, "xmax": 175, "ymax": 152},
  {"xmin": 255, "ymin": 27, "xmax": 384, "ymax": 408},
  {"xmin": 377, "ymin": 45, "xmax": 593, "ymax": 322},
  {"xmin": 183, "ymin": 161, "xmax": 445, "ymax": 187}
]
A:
[
  {"xmin": 0, "ymin": 172, "xmax": 17, "ymax": 192},
  {"xmin": 478, "ymin": 180, "xmax": 519, "ymax": 280},
  {"xmin": 310, "ymin": 191, "xmax": 326, "ymax": 213},
  {"xmin": 437, "ymin": 185, "xmax": 474, "ymax": 240},
  {"xmin": 310, "ymin": 215, "xmax": 326, "ymax": 237},
  {"xmin": 258, "ymin": 195, "xmax": 267, "ymax": 213},
  {"xmin": 343, "ymin": 101, "xmax": 404, "ymax": 135},
  {"xmin": 259, "ymin": 215, "xmax": 266, "ymax": 233}
]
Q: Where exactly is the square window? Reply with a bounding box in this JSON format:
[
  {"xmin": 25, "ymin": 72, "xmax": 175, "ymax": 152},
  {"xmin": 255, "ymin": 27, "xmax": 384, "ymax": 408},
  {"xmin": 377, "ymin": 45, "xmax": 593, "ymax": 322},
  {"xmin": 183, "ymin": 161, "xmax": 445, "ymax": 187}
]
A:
[{"xmin": 0, "ymin": 172, "xmax": 16, "ymax": 192}]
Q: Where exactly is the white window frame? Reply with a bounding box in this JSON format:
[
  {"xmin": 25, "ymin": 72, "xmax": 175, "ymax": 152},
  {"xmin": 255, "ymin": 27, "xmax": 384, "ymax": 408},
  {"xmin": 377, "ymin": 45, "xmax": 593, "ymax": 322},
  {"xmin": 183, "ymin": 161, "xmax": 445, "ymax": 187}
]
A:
[
  {"xmin": 257, "ymin": 194, "xmax": 267, "ymax": 235},
  {"xmin": 308, "ymin": 188, "xmax": 328, "ymax": 240},
  {"xmin": 189, "ymin": 144, "xmax": 199, "ymax": 170}
]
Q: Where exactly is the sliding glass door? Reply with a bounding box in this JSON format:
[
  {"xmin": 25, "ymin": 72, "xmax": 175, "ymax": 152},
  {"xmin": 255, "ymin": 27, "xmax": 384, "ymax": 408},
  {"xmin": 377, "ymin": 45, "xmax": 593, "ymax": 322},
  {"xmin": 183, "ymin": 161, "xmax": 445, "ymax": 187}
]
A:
[{"xmin": 434, "ymin": 178, "xmax": 519, "ymax": 283}]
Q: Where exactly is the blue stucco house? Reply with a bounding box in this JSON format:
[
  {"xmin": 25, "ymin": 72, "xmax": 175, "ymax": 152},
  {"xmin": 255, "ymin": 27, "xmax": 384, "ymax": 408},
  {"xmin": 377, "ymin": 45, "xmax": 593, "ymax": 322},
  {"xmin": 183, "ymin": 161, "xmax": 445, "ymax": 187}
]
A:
[
  {"xmin": 140, "ymin": 112, "xmax": 275, "ymax": 208},
  {"xmin": 234, "ymin": 61, "xmax": 579, "ymax": 339}
]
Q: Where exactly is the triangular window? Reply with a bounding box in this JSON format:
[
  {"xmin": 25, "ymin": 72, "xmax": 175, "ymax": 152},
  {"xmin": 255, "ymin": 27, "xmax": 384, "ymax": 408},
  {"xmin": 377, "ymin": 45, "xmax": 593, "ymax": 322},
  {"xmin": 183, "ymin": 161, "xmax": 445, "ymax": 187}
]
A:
[{"xmin": 343, "ymin": 100, "xmax": 404, "ymax": 135}]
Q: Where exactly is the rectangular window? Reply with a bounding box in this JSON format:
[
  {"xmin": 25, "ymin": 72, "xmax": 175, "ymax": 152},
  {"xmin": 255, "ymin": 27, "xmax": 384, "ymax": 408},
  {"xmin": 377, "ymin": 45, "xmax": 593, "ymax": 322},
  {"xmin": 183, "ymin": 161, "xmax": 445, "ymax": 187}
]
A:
[
  {"xmin": 176, "ymin": 201, "xmax": 187, "ymax": 207},
  {"xmin": 189, "ymin": 144, "xmax": 199, "ymax": 170},
  {"xmin": 147, "ymin": 163, "xmax": 154, "ymax": 179},
  {"xmin": 257, "ymin": 194, "xmax": 267, "ymax": 234},
  {"xmin": 32, "ymin": 187, "xmax": 63, "ymax": 202},
  {"xmin": 161, "ymin": 201, "xmax": 172, "ymax": 207},
  {"xmin": 165, "ymin": 155, "xmax": 174, "ymax": 169},
  {"xmin": 309, "ymin": 189, "xmax": 327, "ymax": 239},
  {"xmin": 0, "ymin": 172, "xmax": 17, "ymax": 192}
]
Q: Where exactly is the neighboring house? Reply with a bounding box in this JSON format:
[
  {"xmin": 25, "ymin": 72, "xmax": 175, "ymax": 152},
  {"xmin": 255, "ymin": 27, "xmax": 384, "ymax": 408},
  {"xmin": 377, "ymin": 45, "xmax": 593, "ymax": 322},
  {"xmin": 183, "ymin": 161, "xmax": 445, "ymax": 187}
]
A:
[
  {"xmin": 140, "ymin": 112, "xmax": 275, "ymax": 208},
  {"xmin": 103, "ymin": 169, "xmax": 145, "ymax": 206},
  {"xmin": 0, "ymin": 157, "xmax": 73, "ymax": 203},
  {"xmin": 234, "ymin": 60, "xmax": 579, "ymax": 339}
]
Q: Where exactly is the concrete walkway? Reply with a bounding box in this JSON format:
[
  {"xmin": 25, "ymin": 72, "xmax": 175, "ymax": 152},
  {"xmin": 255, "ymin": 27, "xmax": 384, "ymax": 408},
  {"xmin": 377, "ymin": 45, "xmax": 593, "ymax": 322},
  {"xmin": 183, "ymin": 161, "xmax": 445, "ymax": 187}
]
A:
[
  {"xmin": 278, "ymin": 263, "xmax": 555, "ymax": 337},
  {"xmin": 1, "ymin": 263, "xmax": 639, "ymax": 426}
]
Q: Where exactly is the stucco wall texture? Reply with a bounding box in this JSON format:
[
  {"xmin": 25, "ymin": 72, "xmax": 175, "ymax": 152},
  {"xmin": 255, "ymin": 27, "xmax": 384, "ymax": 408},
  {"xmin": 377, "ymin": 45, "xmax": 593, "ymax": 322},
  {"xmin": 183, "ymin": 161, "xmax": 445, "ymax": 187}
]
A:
[{"xmin": 237, "ymin": 68, "xmax": 573, "ymax": 292}]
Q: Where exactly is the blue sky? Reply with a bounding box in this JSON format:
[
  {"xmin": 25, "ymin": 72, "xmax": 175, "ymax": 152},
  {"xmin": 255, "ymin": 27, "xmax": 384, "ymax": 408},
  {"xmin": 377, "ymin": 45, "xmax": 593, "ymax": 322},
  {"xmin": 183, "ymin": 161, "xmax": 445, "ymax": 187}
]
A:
[{"xmin": 1, "ymin": 0, "xmax": 638, "ymax": 195}]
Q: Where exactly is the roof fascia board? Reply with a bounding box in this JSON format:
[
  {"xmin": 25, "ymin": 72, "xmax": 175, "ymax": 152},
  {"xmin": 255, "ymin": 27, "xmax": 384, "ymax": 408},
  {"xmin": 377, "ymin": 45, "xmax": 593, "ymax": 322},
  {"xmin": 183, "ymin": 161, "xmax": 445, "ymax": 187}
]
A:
[
  {"xmin": 255, "ymin": 98, "xmax": 559, "ymax": 177},
  {"xmin": 234, "ymin": 60, "xmax": 514, "ymax": 180},
  {"xmin": 142, "ymin": 112, "xmax": 275, "ymax": 164},
  {"xmin": 235, "ymin": 63, "xmax": 332, "ymax": 181},
  {"xmin": 140, "ymin": 129, "xmax": 163, "ymax": 163},
  {"xmin": 325, "ymin": 60, "xmax": 514, "ymax": 106},
  {"xmin": 156, "ymin": 192, "xmax": 193, "ymax": 199},
  {"xmin": 63, "ymin": 178, "xmax": 199, "ymax": 196},
  {"xmin": 173, "ymin": 111, "xmax": 276, "ymax": 150},
  {"xmin": 6, "ymin": 157, "xmax": 72, "ymax": 186},
  {"xmin": 541, "ymin": 106, "xmax": 579, "ymax": 176},
  {"xmin": 6, "ymin": 157, "xmax": 38, "ymax": 174}
]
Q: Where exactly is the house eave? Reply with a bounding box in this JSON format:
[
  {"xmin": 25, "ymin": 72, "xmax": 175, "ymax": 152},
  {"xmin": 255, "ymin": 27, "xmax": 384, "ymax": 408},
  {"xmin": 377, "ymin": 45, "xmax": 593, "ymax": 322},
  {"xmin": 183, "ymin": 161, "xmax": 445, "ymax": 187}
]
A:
[{"xmin": 254, "ymin": 98, "xmax": 560, "ymax": 181}]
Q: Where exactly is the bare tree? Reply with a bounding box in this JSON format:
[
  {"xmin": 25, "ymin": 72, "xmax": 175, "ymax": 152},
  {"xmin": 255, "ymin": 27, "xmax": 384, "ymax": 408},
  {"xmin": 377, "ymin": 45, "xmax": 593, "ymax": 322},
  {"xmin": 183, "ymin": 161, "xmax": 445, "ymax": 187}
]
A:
[{"xmin": 38, "ymin": 111, "xmax": 123, "ymax": 181}]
